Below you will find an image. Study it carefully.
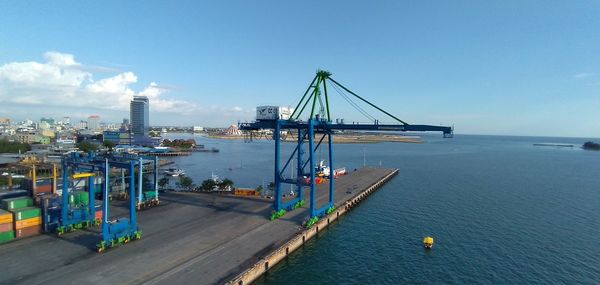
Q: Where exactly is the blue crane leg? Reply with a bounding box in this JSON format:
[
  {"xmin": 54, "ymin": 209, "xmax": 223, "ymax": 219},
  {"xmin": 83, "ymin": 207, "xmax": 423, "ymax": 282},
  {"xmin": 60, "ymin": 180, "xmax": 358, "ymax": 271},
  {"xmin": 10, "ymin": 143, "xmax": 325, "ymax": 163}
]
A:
[
  {"xmin": 328, "ymin": 131, "xmax": 334, "ymax": 208},
  {"xmin": 138, "ymin": 158, "xmax": 143, "ymax": 205},
  {"xmin": 308, "ymin": 120, "xmax": 317, "ymax": 217},
  {"xmin": 102, "ymin": 159, "xmax": 110, "ymax": 242},
  {"xmin": 88, "ymin": 176, "xmax": 95, "ymax": 221},
  {"xmin": 274, "ymin": 121, "xmax": 282, "ymax": 211},
  {"xmin": 154, "ymin": 156, "xmax": 158, "ymax": 199},
  {"xmin": 129, "ymin": 161, "xmax": 136, "ymax": 227},
  {"xmin": 297, "ymin": 129, "xmax": 304, "ymax": 202},
  {"xmin": 61, "ymin": 159, "xmax": 69, "ymax": 224}
]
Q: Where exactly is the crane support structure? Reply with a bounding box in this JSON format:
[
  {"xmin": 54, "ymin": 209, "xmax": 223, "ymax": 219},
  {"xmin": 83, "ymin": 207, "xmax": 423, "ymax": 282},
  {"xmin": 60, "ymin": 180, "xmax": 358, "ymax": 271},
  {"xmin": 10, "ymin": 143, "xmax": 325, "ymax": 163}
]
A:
[
  {"xmin": 240, "ymin": 70, "xmax": 453, "ymax": 224},
  {"xmin": 59, "ymin": 152, "xmax": 158, "ymax": 252}
]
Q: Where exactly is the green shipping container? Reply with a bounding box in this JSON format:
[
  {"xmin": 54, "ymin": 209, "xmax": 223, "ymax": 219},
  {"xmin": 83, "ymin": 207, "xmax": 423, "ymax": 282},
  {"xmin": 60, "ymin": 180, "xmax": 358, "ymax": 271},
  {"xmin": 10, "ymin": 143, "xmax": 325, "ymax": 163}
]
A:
[
  {"xmin": 11, "ymin": 207, "xmax": 41, "ymax": 221},
  {"xmin": 144, "ymin": 191, "xmax": 157, "ymax": 199},
  {"xmin": 1, "ymin": 197, "xmax": 33, "ymax": 211},
  {"xmin": 79, "ymin": 192, "xmax": 89, "ymax": 206},
  {"xmin": 0, "ymin": 231, "xmax": 14, "ymax": 244}
]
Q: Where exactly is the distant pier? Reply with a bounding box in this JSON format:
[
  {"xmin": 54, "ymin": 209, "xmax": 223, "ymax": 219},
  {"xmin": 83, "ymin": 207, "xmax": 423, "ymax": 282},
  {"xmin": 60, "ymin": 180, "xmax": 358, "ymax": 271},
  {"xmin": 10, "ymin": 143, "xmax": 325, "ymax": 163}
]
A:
[
  {"xmin": 533, "ymin": 143, "xmax": 574, "ymax": 148},
  {"xmin": 139, "ymin": 151, "xmax": 191, "ymax": 156}
]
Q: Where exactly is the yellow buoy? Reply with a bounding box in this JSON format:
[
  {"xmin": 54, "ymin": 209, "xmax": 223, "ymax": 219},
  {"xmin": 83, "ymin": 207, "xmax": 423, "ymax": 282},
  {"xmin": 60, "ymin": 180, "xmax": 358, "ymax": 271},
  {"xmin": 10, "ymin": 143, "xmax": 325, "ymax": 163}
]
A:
[{"xmin": 423, "ymin": 236, "xmax": 434, "ymax": 249}]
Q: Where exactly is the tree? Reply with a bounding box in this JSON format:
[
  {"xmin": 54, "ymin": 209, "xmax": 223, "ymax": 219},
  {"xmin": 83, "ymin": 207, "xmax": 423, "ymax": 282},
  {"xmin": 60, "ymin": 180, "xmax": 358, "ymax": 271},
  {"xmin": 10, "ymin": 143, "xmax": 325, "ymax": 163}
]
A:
[
  {"xmin": 255, "ymin": 185, "xmax": 263, "ymax": 193},
  {"xmin": 177, "ymin": 176, "xmax": 194, "ymax": 190},
  {"xmin": 200, "ymin": 179, "xmax": 217, "ymax": 191},
  {"xmin": 103, "ymin": 140, "xmax": 116, "ymax": 151},
  {"xmin": 219, "ymin": 178, "xmax": 234, "ymax": 191},
  {"xmin": 0, "ymin": 139, "xmax": 31, "ymax": 153},
  {"xmin": 76, "ymin": 141, "xmax": 98, "ymax": 153},
  {"xmin": 158, "ymin": 177, "xmax": 169, "ymax": 189}
]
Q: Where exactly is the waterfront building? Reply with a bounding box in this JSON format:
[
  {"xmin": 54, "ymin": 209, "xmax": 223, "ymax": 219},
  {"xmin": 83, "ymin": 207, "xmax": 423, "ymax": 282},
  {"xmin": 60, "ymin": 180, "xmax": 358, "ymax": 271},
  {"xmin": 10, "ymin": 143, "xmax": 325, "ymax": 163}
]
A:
[
  {"xmin": 225, "ymin": 124, "xmax": 242, "ymax": 136},
  {"xmin": 103, "ymin": 130, "xmax": 132, "ymax": 145},
  {"xmin": 76, "ymin": 120, "xmax": 88, "ymax": 130},
  {"xmin": 87, "ymin": 115, "xmax": 101, "ymax": 131},
  {"xmin": 130, "ymin": 96, "xmax": 149, "ymax": 136}
]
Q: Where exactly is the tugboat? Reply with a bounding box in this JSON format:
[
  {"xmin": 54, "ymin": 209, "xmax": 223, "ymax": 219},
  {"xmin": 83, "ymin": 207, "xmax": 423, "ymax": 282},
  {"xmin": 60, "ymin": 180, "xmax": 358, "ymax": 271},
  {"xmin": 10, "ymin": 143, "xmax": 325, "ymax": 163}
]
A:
[
  {"xmin": 423, "ymin": 236, "xmax": 434, "ymax": 249},
  {"xmin": 164, "ymin": 168, "xmax": 185, "ymax": 177}
]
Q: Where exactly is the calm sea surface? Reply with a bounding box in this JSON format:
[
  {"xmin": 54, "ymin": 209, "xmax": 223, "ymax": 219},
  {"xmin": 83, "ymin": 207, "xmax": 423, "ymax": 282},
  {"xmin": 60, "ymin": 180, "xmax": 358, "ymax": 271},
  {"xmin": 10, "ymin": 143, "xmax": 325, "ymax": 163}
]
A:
[{"xmin": 164, "ymin": 134, "xmax": 600, "ymax": 284}]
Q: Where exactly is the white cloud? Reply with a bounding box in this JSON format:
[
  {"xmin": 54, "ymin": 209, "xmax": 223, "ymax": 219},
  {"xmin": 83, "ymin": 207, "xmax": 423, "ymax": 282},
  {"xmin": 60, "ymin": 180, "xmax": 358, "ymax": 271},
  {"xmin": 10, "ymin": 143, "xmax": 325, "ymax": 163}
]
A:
[
  {"xmin": 0, "ymin": 51, "xmax": 200, "ymax": 114},
  {"xmin": 573, "ymin": 72, "xmax": 594, "ymax": 79},
  {"xmin": 43, "ymin": 51, "xmax": 80, "ymax": 66}
]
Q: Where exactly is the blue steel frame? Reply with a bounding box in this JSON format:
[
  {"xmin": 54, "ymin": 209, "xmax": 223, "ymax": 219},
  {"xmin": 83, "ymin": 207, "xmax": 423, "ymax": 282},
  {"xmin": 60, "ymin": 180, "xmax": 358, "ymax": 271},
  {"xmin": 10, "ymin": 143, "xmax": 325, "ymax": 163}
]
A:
[
  {"xmin": 59, "ymin": 156, "xmax": 99, "ymax": 234},
  {"xmin": 61, "ymin": 153, "xmax": 149, "ymax": 252},
  {"xmin": 262, "ymin": 119, "xmax": 337, "ymax": 219},
  {"xmin": 239, "ymin": 71, "xmax": 453, "ymax": 221},
  {"xmin": 99, "ymin": 158, "xmax": 141, "ymax": 251}
]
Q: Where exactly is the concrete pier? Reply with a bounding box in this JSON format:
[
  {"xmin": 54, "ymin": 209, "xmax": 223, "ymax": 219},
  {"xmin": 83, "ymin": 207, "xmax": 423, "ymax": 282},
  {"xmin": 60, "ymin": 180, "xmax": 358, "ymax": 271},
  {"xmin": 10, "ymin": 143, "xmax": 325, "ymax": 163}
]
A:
[
  {"xmin": 227, "ymin": 168, "xmax": 399, "ymax": 285},
  {"xmin": 0, "ymin": 167, "xmax": 397, "ymax": 285}
]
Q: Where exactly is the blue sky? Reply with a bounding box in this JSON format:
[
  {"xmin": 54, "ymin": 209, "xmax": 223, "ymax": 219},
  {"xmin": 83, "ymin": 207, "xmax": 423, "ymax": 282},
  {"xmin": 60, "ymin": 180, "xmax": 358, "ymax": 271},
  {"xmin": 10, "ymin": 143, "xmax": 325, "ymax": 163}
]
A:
[{"xmin": 0, "ymin": 1, "xmax": 598, "ymax": 137}]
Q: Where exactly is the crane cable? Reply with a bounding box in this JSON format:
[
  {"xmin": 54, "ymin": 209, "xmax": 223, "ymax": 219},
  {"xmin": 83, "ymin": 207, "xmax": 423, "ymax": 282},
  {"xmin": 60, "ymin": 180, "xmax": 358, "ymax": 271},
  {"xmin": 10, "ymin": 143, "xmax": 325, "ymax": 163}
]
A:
[{"xmin": 330, "ymin": 81, "xmax": 377, "ymax": 123}]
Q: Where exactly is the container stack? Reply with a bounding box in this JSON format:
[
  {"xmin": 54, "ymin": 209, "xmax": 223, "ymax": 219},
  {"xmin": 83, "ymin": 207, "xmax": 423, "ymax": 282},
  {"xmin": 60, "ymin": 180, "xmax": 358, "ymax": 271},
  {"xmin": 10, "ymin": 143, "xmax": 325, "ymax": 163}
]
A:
[
  {"xmin": 0, "ymin": 209, "xmax": 14, "ymax": 244},
  {"xmin": 20, "ymin": 178, "xmax": 54, "ymax": 194},
  {"xmin": 40, "ymin": 194, "xmax": 61, "ymax": 233},
  {"xmin": 2, "ymin": 197, "xmax": 42, "ymax": 239}
]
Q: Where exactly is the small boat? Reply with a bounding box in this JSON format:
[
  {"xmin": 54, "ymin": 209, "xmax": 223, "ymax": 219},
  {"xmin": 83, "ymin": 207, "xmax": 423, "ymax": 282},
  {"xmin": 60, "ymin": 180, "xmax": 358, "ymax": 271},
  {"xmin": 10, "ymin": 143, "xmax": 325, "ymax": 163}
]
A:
[
  {"xmin": 423, "ymin": 236, "xmax": 434, "ymax": 249},
  {"xmin": 164, "ymin": 168, "xmax": 185, "ymax": 177}
]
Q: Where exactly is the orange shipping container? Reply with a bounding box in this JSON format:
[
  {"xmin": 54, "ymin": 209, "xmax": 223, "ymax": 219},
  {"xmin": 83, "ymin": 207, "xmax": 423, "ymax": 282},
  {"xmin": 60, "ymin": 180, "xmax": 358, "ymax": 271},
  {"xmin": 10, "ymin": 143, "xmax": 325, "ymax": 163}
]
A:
[
  {"xmin": 0, "ymin": 210, "xmax": 12, "ymax": 224},
  {"xmin": 35, "ymin": 184, "xmax": 52, "ymax": 193},
  {"xmin": 0, "ymin": 222, "xmax": 12, "ymax": 232},
  {"xmin": 15, "ymin": 225, "xmax": 41, "ymax": 238},
  {"xmin": 14, "ymin": 216, "xmax": 42, "ymax": 230}
]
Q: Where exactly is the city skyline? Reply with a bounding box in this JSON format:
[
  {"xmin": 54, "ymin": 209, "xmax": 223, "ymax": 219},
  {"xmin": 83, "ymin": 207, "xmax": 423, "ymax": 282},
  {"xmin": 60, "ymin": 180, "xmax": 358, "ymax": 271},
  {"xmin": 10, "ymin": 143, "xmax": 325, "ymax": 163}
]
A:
[{"xmin": 0, "ymin": 1, "xmax": 599, "ymax": 137}]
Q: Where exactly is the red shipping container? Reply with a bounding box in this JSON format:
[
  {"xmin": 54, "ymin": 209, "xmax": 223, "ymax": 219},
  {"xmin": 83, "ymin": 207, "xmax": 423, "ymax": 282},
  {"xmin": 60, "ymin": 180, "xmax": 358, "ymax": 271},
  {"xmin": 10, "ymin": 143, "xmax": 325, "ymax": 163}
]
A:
[
  {"xmin": 15, "ymin": 224, "xmax": 42, "ymax": 238},
  {"xmin": 95, "ymin": 210, "xmax": 103, "ymax": 220},
  {"xmin": 35, "ymin": 184, "xmax": 52, "ymax": 193},
  {"xmin": 0, "ymin": 222, "xmax": 13, "ymax": 232}
]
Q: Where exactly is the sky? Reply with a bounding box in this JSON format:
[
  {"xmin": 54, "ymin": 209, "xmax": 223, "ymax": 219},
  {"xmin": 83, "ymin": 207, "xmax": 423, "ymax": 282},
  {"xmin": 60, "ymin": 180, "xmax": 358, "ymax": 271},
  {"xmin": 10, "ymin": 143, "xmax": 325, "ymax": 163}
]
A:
[{"xmin": 0, "ymin": 1, "xmax": 599, "ymax": 137}]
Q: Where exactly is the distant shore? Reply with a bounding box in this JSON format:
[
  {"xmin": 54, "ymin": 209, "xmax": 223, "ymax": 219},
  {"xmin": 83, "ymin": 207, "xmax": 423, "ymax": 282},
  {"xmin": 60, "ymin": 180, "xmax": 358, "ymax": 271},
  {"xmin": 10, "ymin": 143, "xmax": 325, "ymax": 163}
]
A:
[{"xmin": 207, "ymin": 134, "xmax": 423, "ymax": 144}]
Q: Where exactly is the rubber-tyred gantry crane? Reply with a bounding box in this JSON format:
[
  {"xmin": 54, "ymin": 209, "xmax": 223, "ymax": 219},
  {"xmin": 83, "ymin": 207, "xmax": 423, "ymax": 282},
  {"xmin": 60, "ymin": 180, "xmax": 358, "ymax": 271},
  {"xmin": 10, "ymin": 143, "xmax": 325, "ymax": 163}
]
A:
[{"xmin": 239, "ymin": 70, "xmax": 452, "ymax": 227}]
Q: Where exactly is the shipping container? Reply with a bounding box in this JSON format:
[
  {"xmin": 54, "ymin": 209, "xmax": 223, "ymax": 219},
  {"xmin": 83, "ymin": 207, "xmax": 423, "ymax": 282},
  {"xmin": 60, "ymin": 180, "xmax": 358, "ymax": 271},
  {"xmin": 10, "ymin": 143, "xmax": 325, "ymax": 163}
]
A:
[
  {"xmin": 143, "ymin": 191, "xmax": 157, "ymax": 200},
  {"xmin": 0, "ymin": 222, "xmax": 13, "ymax": 232},
  {"xmin": 20, "ymin": 178, "xmax": 54, "ymax": 191},
  {"xmin": 95, "ymin": 210, "xmax": 103, "ymax": 220},
  {"xmin": 0, "ymin": 190, "xmax": 30, "ymax": 201},
  {"xmin": 11, "ymin": 207, "xmax": 41, "ymax": 221},
  {"xmin": 14, "ymin": 216, "xmax": 42, "ymax": 230},
  {"xmin": 15, "ymin": 225, "xmax": 41, "ymax": 238},
  {"xmin": 34, "ymin": 193, "xmax": 58, "ymax": 206},
  {"xmin": 0, "ymin": 209, "xmax": 13, "ymax": 224},
  {"xmin": 256, "ymin": 106, "xmax": 293, "ymax": 121},
  {"xmin": 2, "ymin": 197, "xmax": 33, "ymax": 211},
  {"xmin": 35, "ymin": 184, "xmax": 53, "ymax": 194},
  {"xmin": 70, "ymin": 191, "xmax": 90, "ymax": 206},
  {"xmin": 0, "ymin": 231, "xmax": 14, "ymax": 244}
]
